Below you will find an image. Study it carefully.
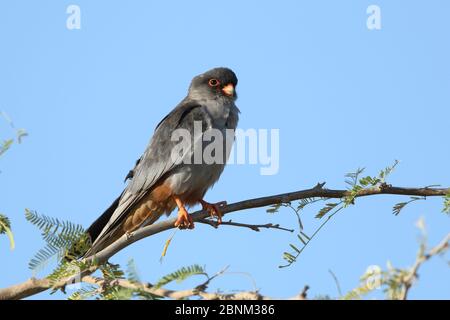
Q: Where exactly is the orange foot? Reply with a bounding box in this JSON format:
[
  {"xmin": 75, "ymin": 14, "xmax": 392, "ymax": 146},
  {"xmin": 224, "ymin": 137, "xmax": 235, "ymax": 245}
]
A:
[
  {"xmin": 173, "ymin": 196, "xmax": 194, "ymax": 229},
  {"xmin": 200, "ymin": 200, "xmax": 226, "ymax": 225}
]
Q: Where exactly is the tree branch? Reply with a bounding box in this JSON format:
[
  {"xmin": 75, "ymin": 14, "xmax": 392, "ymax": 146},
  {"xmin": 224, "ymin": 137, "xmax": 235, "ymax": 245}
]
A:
[
  {"xmin": 399, "ymin": 233, "xmax": 450, "ymax": 300},
  {"xmin": 0, "ymin": 183, "xmax": 448, "ymax": 300},
  {"xmin": 199, "ymin": 219, "xmax": 295, "ymax": 233},
  {"xmin": 91, "ymin": 184, "xmax": 448, "ymax": 266}
]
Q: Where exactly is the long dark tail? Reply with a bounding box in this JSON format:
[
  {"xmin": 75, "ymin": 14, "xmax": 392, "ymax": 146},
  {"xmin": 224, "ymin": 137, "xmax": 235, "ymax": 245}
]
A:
[
  {"xmin": 64, "ymin": 196, "xmax": 121, "ymax": 261},
  {"xmin": 86, "ymin": 196, "xmax": 121, "ymax": 244}
]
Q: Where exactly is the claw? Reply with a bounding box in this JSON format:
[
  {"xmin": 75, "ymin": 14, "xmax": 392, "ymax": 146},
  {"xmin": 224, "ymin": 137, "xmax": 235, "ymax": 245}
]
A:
[
  {"xmin": 200, "ymin": 200, "xmax": 226, "ymax": 225},
  {"xmin": 173, "ymin": 196, "xmax": 194, "ymax": 229}
]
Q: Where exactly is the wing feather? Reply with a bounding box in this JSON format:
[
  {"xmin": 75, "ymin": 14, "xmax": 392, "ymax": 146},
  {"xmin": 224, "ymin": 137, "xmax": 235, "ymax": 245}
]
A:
[{"xmin": 86, "ymin": 100, "xmax": 211, "ymax": 255}]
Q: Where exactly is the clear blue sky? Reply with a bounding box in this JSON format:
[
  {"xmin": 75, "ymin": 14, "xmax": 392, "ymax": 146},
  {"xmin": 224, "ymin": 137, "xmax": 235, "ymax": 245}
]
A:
[{"xmin": 1, "ymin": 1, "xmax": 449, "ymax": 299}]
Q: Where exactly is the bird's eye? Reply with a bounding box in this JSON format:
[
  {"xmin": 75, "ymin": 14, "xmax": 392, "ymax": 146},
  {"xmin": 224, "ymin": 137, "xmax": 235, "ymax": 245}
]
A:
[{"xmin": 208, "ymin": 78, "xmax": 220, "ymax": 87}]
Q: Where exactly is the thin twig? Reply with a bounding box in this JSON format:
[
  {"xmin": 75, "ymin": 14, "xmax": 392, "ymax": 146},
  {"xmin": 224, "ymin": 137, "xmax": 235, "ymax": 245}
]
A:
[
  {"xmin": 199, "ymin": 219, "xmax": 294, "ymax": 233},
  {"xmin": 328, "ymin": 269, "xmax": 343, "ymax": 297}
]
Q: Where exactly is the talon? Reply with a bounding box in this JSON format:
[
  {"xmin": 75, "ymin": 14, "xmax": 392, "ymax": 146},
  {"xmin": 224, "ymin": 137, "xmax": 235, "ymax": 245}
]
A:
[
  {"xmin": 173, "ymin": 196, "xmax": 194, "ymax": 229},
  {"xmin": 200, "ymin": 200, "xmax": 225, "ymax": 225}
]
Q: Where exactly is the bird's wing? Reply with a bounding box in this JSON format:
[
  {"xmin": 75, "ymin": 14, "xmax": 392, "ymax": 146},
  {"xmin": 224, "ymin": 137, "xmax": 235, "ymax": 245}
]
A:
[{"xmin": 86, "ymin": 100, "xmax": 211, "ymax": 254}]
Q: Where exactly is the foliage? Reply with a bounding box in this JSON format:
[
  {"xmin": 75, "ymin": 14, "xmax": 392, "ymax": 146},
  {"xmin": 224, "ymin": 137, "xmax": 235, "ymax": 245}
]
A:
[
  {"xmin": 69, "ymin": 260, "xmax": 198, "ymax": 300},
  {"xmin": 0, "ymin": 139, "xmax": 14, "ymax": 157},
  {"xmin": 392, "ymin": 196, "xmax": 425, "ymax": 216},
  {"xmin": 0, "ymin": 113, "xmax": 27, "ymax": 250},
  {"xmin": 276, "ymin": 161, "xmax": 406, "ymax": 268},
  {"xmin": 0, "ymin": 111, "xmax": 27, "ymax": 156},
  {"xmin": 25, "ymin": 209, "xmax": 91, "ymax": 273},
  {"xmin": 0, "ymin": 214, "xmax": 15, "ymax": 250},
  {"xmin": 443, "ymin": 191, "xmax": 450, "ymax": 214},
  {"xmin": 47, "ymin": 259, "xmax": 92, "ymax": 291},
  {"xmin": 343, "ymin": 219, "xmax": 449, "ymax": 300},
  {"xmin": 154, "ymin": 264, "xmax": 207, "ymax": 289}
]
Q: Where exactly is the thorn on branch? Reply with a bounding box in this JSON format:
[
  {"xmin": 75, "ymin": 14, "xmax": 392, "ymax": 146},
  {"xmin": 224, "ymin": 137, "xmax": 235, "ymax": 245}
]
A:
[{"xmin": 314, "ymin": 182, "xmax": 326, "ymax": 190}]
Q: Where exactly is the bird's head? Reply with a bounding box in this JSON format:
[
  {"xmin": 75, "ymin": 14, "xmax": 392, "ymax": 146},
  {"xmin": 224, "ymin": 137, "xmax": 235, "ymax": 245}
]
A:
[{"xmin": 188, "ymin": 67, "xmax": 238, "ymax": 101}]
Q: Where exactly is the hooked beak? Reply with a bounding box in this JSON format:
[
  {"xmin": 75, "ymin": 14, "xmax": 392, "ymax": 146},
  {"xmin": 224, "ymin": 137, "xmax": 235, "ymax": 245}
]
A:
[{"xmin": 222, "ymin": 83, "xmax": 235, "ymax": 97}]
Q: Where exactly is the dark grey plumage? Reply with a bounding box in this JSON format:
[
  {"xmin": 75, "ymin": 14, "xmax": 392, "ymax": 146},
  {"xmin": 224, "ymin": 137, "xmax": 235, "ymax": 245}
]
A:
[{"xmin": 84, "ymin": 68, "xmax": 239, "ymax": 256}]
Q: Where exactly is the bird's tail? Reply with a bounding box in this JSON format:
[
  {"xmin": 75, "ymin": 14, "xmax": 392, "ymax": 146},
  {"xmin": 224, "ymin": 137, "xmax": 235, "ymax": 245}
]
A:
[
  {"xmin": 86, "ymin": 196, "xmax": 121, "ymax": 245},
  {"xmin": 83, "ymin": 194, "xmax": 171, "ymax": 258},
  {"xmin": 64, "ymin": 195, "xmax": 121, "ymax": 261}
]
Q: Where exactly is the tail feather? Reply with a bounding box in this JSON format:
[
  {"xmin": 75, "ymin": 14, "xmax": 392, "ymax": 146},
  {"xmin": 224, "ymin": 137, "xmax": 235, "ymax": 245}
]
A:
[
  {"xmin": 86, "ymin": 195, "xmax": 121, "ymax": 245},
  {"xmin": 63, "ymin": 196, "xmax": 121, "ymax": 261}
]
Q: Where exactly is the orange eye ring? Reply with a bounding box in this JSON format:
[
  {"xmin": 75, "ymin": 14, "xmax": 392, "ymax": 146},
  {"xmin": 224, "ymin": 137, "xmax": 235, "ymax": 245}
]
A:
[{"xmin": 208, "ymin": 78, "xmax": 220, "ymax": 87}]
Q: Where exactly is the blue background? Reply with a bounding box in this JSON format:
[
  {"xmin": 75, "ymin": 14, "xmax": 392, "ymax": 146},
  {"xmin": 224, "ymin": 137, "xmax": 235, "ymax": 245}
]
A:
[{"xmin": 0, "ymin": 1, "xmax": 449, "ymax": 299}]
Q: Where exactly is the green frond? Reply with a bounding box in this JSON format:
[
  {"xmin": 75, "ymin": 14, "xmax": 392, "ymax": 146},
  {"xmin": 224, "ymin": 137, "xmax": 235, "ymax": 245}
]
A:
[
  {"xmin": 68, "ymin": 285, "xmax": 98, "ymax": 300},
  {"xmin": 0, "ymin": 139, "xmax": 13, "ymax": 157},
  {"xmin": 29, "ymin": 245, "xmax": 60, "ymax": 272},
  {"xmin": 392, "ymin": 196, "xmax": 425, "ymax": 216},
  {"xmin": 443, "ymin": 191, "xmax": 450, "ymax": 214},
  {"xmin": 0, "ymin": 213, "xmax": 15, "ymax": 250},
  {"xmin": 266, "ymin": 203, "xmax": 282, "ymax": 214},
  {"xmin": 345, "ymin": 167, "xmax": 365, "ymax": 188},
  {"xmin": 16, "ymin": 128, "xmax": 28, "ymax": 143},
  {"xmin": 47, "ymin": 260, "xmax": 92, "ymax": 290},
  {"xmin": 359, "ymin": 176, "xmax": 381, "ymax": 187},
  {"xmin": 378, "ymin": 160, "xmax": 399, "ymax": 183},
  {"xmin": 315, "ymin": 203, "xmax": 338, "ymax": 219},
  {"xmin": 100, "ymin": 263, "xmax": 125, "ymax": 281},
  {"xmin": 126, "ymin": 259, "xmax": 141, "ymax": 283},
  {"xmin": 155, "ymin": 265, "xmax": 206, "ymax": 289},
  {"xmin": 101, "ymin": 287, "xmax": 134, "ymax": 300},
  {"xmin": 0, "ymin": 214, "xmax": 12, "ymax": 235},
  {"xmin": 25, "ymin": 209, "xmax": 89, "ymax": 272},
  {"xmin": 296, "ymin": 198, "xmax": 320, "ymax": 211},
  {"xmin": 25, "ymin": 209, "xmax": 85, "ymax": 241}
]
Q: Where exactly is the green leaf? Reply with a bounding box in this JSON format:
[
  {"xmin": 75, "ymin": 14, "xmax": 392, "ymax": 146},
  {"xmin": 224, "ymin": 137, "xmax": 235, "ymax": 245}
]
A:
[
  {"xmin": 378, "ymin": 160, "xmax": 399, "ymax": 183},
  {"xmin": 25, "ymin": 209, "xmax": 88, "ymax": 272},
  {"xmin": 297, "ymin": 234, "xmax": 307, "ymax": 246},
  {"xmin": 392, "ymin": 197, "xmax": 425, "ymax": 216},
  {"xmin": 155, "ymin": 265, "xmax": 206, "ymax": 289},
  {"xmin": 0, "ymin": 139, "xmax": 13, "ymax": 157},
  {"xmin": 0, "ymin": 214, "xmax": 15, "ymax": 250},
  {"xmin": 126, "ymin": 259, "xmax": 141, "ymax": 283},
  {"xmin": 68, "ymin": 285, "xmax": 98, "ymax": 300},
  {"xmin": 345, "ymin": 167, "xmax": 365, "ymax": 188},
  {"xmin": 359, "ymin": 176, "xmax": 381, "ymax": 187},
  {"xmin": 443, "ymin": 191, "xmax": 450, "ymax": 214},
  {"xmin": 266, "ymin": 203, "xmax": 282, "ymax": 214},
  {"xmin": 282, "ymin": 252, "xmax": 296, "ymax": 264},
  {"xmin": 299, "ymin": 231, "xmax": 311, "ymax": 241},
  {"xmin": 16, "ymin": 129, "xmax": 28, "ymax": 143},
  {"xmin": 296, "ymin": 198, "xmax": 318, "ymax": 211},
  {"xmin": 289, "ymin": 243, "xmax": 301, "ymax": 254},
  {"xmin": 316, "ymin": 203, "xmax": 338, "ymax": 219}
]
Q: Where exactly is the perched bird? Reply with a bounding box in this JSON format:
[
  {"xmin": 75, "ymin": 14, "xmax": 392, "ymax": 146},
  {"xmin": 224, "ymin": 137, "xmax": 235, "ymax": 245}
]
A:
[{"xmin": 84, "ymin": 67, "xmax": 239, "ymax": 257}]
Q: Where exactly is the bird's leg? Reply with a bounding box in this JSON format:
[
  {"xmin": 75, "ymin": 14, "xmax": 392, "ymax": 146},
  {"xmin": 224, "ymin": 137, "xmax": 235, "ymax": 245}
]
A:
[
  {"xmin": 200, "ymin": 200, "xmax": 226, "ymax": 225},
  {"xmin": 173, "ymin": 196, "xmax": 194, "ymax": 229}
]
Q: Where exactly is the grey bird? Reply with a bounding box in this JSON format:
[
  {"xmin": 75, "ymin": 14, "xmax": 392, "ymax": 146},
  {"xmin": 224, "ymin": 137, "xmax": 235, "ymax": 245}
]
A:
[{"xmin": 84, "ymin": 67, "xmax": 239, "ymax": 256}]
